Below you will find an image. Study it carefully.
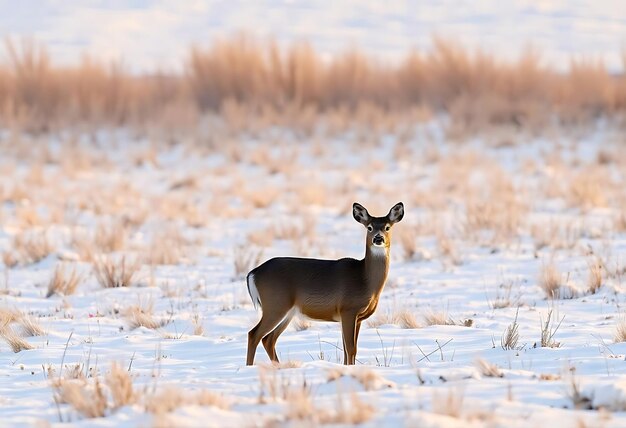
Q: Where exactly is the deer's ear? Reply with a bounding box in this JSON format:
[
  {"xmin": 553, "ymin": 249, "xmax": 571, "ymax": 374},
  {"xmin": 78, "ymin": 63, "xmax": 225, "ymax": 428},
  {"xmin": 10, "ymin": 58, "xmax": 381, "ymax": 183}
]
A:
[
  {"xmin": 387, "ymin": 202, "xmax": 404, "ymax": 224},
  {"xmin": 352, "ymin": 202, "xmax": 371, "ymax": 226}
]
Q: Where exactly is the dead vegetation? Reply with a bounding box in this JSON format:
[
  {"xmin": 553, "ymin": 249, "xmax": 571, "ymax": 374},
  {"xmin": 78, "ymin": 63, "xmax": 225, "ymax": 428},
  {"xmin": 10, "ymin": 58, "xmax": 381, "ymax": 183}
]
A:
[
  {"xmin": 233, "ymin": 245, "xmax": 263, "ymax": 279},
  {"xmin": 0, "ymin": 308, "xmax": 43, "ymax": 352},
  {"xmin": 124, "ymin": 304, "xmax": 167, "ymax": 330},
  {"xmin": 614, "ymin": 318, "xmax": 626, "ymax": 343},
  {"xmin": 432, "ymin": 388, "xmax": 465, "ymax": 418},
  {"xmin": 47, "ymin": 264, "xmax": 83, "ymax": 297},
  {"xmin": 93, "ymin": 256, "xmax": 140, "ymax": 288},
  {"xmin": 538, "ymin": 262, "xmax": 578, "ymax": 299},
  {"xmin": 144, "ymin": 386, "xmax": 230, "ymax": 415},
  {"xmin": 52, "ymin": 361, "xmax": 228, "ymax": 420},
  {"xmin": 3, "ymin": 231, "xmax": 54, "ymax": 267},
  {"xmin": 475, "ymin": 358, "xmax": 503, "ymax": 378},
  {"xmin": 2, "ymin": 36, "xmax": 625, "ymax": 134},
  {"xmin": 540, "ymin": 310, "xmax": 564, "ymax": 348},
  {"xmin": 367, "ymin": 309, "xmax": 421, "ymax": 329},
  {"xmin": 501, "ymin": 309, "xmax": 520, "ymax": 350}
]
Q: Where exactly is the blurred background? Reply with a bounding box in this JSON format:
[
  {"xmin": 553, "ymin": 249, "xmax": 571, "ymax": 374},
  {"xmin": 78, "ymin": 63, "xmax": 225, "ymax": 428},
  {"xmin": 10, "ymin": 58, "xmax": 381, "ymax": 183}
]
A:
[{"xmin": 0, "ymin": 0, "xmax": 624, "ymax": 135}]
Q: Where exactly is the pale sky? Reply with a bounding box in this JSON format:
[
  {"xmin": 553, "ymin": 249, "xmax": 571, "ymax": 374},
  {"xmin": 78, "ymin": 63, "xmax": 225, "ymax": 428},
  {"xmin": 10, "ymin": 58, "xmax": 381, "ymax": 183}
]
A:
[{"xmin": 1, "ymin": 0, "xmax": 625, "ymax": 72}]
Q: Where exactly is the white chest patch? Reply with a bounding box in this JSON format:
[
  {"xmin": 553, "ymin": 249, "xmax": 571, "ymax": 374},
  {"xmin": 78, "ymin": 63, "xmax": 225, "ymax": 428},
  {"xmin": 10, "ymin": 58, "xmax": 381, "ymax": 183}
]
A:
[{"xmin": 369, "ymin": 245, "xmax": 388, "ymax": 258}]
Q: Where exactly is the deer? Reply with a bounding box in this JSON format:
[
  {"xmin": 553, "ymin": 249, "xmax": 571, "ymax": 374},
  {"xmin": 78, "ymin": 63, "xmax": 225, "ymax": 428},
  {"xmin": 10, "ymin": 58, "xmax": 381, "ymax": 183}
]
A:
[{"xmin": 246, "ymin": 202, "xmax": 404, "ymax": 365}]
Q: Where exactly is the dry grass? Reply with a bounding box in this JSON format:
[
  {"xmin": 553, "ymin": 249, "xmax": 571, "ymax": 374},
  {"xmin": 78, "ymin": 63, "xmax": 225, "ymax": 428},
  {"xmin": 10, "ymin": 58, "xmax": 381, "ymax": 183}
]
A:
[
  {"xmin": 106, "ymin": 362, "xmax": 137, "ymax": 410},
  {"xmin": 538, "ymin": 262, "xmax": 578, "ymax": 299},
  {"xmin": 145, "ymin": 226, "xmax": 190, "ymax": 265},
  {"xmin": 46, "ymin": 264, "xmax": 83, "ymax": 298},
  {"xmin": 285, "ymin": 387, "xmax": 375, "ymax": 425},
  {"xmin": 191, "ymin": 313, "xmax": 204, "ymax": 336},
  {"xmin": 233, "ymin": 245, "xmax": 263, "ymax": 279},
  {"xmin": 432, "ymin": 388, "xmax": 465, "ymax": 418},
  {"xmin": 326, "ymin": 367, "xmax": 394, "ymax": 391},
  {"xmin": 488, "ymin": 280, "xmax": 518, "ymax": 309},
  {"xmin": 144, "ymin": 386, "xmax": 229, "ymax": 415},
  {"xmin": 368, "ymin": 308, "xmax": 421, "ymax": 329},
  {"xmin": 3, "ymin": 231, "xmax": 54, "ymax": 267},
  {"xmin": 501, "ymin": 309, "xmax": 520, "ymax": 350},
  {"xmin": 2, "ymin": 36, "xmax": 625, "ymax": 133},
  {"xmin": 540, "ymin": 310, "xmax": 564, "ymax": 348},
  {"xmin": 93, "ymin": 256, "xmax": 140, "ymax": 288},
  {"xmin": 18, "ymin": 315, "xmax": 45, "ymax": 336},
  {"xmin": 94, "ymin": 221, "xmax": 127, "ymax": 254},
  {"xmin": 587, "ymin": 259, "xmax": 603, "ymax": 295},
  {"xmin": 53, "ymin": 378, "xmax": 108, "ymax": 418},
  {"xmin": 124, "ymin": 305, "xmax": 166, "ymax": 330},
  {"xmin": 614, "ymin": 318, "xmax": 626, "ymax": 343},
  {"xmin": 423, "ymin": 310, "xmax": 458, "ymax": 327},
  {"xmin": 0, "ymin": 308, "xmax": 40, "ymax": 352},
  {"xmin": 53, "ymin": 363, "xmax": 228, "ymax": 420},
  {"xmin": 291, "ymin": 315, "xmax": 312, "ymax": 332},
  {"xmin": 475, "ymin": 358, "xmax": 503, "ymax": 378},
  {"xmin": 0, "ymin": 327, "xmax": 34, "ymax": 352}
]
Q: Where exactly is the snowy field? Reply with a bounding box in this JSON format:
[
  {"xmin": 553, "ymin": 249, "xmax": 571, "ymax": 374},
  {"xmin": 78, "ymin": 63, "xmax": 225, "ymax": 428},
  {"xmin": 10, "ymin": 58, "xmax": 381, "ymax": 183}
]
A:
[{"xmin": 1, "ymin": 121, "xmax": 626, "ymax": 427}]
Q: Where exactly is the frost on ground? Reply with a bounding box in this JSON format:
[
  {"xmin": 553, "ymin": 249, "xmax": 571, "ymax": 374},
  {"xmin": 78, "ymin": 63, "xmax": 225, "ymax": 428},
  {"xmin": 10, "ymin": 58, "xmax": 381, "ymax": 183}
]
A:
[{"xmin": 1, "ymin": 122, "xmax": 626, "ymax": 427}]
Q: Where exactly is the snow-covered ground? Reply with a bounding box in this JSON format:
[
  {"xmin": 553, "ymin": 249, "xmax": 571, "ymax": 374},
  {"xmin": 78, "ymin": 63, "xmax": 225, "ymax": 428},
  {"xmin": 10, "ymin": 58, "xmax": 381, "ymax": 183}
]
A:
[{"xmin": 1, "ymin": 122, "xmax": 626, "ymax": 427}]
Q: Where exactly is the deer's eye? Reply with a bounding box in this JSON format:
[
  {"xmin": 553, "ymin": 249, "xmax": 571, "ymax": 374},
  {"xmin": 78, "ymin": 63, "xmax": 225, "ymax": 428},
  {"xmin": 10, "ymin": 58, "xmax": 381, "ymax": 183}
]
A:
[
  {"xmin": 385, "ymin": 225, "xmax": 390, "ymax": 231},
  {"xmin": 367, "ymin": 225, "xmax": 373, "ymax": 232}
]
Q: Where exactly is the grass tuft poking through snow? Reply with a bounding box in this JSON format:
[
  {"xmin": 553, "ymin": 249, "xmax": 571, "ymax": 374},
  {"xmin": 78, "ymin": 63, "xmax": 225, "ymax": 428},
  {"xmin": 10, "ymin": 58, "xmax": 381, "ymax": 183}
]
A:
[
  {"xmin": 93, "ymin": 256, "xmax": 140, "ymax": 288},
  {"xmin": 614, "ymin": 318, "xmax": 626, "ymax": 343},
  {"xmin": 539, "ymin": 262, "xmax": 578, "ymax": 299},
  {"xmin": 475, "ymin": 358, "xmax": 504, "ymax": 378},
  {"xmin": 501, "ymin": 309, "xmax": 520, "ymax": 350},
  {"xmin": 47, "ymin": 264, "xmax": 83, "ymax": 298},
  {"xmin": 124, "ymin": 305, "xmax": 167, "ymax": 330}
]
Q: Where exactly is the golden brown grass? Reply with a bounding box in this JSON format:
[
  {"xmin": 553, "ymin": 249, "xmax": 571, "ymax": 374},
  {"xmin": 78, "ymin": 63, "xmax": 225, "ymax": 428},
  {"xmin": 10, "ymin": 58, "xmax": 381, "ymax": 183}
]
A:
[
  {"xmin": 18, "ymin": 315, "xmax": 45, "ymax": 336},
  {"xmin": 367, "ymin": 309, "xmax": 421, "ymax": 329},
  {"xmin": 285, "ymin": 387, "xmax": 375, "ymax": 425},
  {"xmin": 106, "ymin": 362, "xmax": 137, "ymax": 410},
  {"xmin": 93, "ymin": 256, "xmax": 140, "ymax": 288},
  {"xmin": 2, "ymin": 36, "xmax": 625, "ymax": 133},
  {"xmin": 538, "ymin": 262, "xmax": 578, "ymax": 299},
  {"xmin": 3, "ymin": 230, "xmax": 54, "ymax": 267},
  {"xmin": 587, "ymin": 259, "xmax": 603, "ymax": 295},
  {"xmin": 53, "ymin": 378, "xmax": 108, "ymax": 418},
  {"xmin": 326, "ymin": 367, "xmax": 394, "ymax": 391},
  {"xmin": 46, "ymin": 264, "xmax": 83, "ymax": 298},
  {"xmin": 614, "ymin": 318, "xmax": 626, "ymax": 343},
  {"xmin": 124, "ymin": 304, "xmax": 166, "ymax": 330},
  {"xmin": 0, "ymin": 327, "xmax": 34, "ymax": 352},
  {"xmin": 423, "ymin": 310, "xmax": 458, "ymax": 327},
  {"xmin": 0, "ymin": 308, "xmax": 40, "ymax": 351},
  {"xmin": 144, "ymin": 386, "xmax": 230, "ymax": 415},
  {"xmin": 52, "ymin": 362, "xmax": 227, "ymax": 420},
  {"xmin": 432, "ymin": 388, "xmax": 465, "ymax": 418},
  {"xmin": 475, "ymin": 358, "xmax": 503, "ymax": 378}
]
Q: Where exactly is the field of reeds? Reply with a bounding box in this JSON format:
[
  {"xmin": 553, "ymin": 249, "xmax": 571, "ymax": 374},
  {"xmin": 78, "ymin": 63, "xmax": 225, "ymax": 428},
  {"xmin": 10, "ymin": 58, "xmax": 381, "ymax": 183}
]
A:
[{"xmin": 1, "ymin": 36, "xmax": 625, "ymax": 135}]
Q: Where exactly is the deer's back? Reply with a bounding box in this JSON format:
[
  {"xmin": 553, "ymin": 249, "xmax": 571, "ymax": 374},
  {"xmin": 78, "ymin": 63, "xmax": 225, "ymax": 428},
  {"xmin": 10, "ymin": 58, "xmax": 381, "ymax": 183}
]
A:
[{"xmin": 250, "ymin": 257, "xmax": 367, "ymax": 320}]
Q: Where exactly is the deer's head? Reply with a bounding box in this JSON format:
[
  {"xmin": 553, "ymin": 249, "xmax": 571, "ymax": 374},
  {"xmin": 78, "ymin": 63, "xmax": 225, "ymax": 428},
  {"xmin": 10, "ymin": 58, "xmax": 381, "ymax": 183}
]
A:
[{"xmin": 353, "ymin": 202, "xmax": 404, "ymax": 250}]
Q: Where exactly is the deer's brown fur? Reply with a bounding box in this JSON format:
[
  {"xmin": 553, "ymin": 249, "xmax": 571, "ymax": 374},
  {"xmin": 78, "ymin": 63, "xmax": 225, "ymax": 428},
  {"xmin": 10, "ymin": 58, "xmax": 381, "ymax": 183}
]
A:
[{"xmin": 246, "ymin": 202, "xmax": 404, "ymax": 365}]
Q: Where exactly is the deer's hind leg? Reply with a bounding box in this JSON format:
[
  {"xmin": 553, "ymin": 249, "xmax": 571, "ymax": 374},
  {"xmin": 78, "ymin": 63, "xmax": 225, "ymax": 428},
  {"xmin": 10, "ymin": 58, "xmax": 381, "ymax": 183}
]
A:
[
  {"xmin": 262, "ymin": 309, "xmax": 295, "ymax": 362},
  {"xmin": 247, "ymin": 306, "xmax": 292, "ymax": 366}
]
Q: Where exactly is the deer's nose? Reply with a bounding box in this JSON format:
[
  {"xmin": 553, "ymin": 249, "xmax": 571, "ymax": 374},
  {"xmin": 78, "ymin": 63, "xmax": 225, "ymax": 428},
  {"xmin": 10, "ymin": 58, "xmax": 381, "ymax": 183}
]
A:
[{"xmin": 373, "ymin": 235, "xmax": 384, "ymax": 245}]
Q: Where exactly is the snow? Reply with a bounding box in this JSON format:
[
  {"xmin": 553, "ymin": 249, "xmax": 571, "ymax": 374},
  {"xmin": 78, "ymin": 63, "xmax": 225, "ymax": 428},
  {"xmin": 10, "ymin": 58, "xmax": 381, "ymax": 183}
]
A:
[{"xmin": 1, "ymin": 122, "xmax": 626, "ymax": 426}]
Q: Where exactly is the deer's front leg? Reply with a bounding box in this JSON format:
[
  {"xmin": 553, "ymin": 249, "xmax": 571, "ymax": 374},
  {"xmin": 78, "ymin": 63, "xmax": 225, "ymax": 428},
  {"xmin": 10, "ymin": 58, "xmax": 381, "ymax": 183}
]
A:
[{"xmin": 341, "ymin": 312, "xmax": 358, "ymax": 365}]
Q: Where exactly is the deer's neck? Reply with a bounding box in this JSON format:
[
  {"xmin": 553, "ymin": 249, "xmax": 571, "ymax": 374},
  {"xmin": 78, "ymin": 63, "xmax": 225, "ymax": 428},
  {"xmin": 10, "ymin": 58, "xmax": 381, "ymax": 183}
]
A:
[{"xmin": 363, "ymin": 245, "xmax": 390, "ymax": 293}]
